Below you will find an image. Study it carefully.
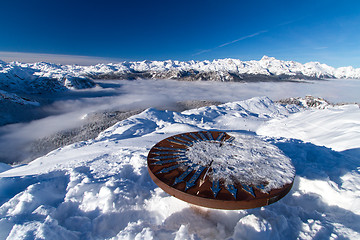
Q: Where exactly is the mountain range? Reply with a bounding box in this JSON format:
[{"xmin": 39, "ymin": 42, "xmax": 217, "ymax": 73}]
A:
[{"xmin": 1, "ymin": 56, "xmax": 360, "ymax": 95}]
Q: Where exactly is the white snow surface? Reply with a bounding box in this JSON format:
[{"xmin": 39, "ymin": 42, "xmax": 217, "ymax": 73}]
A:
[
  {"xmin": 0, "ymin": 96, "xmax": 360, "ymax": 239},
  {"xmin": 258, "ymin": 104, "xmax": 360, "ymax": 151},
  {"xmin": 186, "ymin": 134, "xmax": 295, "ymax": 191}
]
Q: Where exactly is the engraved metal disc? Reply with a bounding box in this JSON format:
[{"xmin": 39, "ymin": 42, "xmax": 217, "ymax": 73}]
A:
[{"xmin": 147, "ymin": 131, "xmax": 294, "ymax": 210}]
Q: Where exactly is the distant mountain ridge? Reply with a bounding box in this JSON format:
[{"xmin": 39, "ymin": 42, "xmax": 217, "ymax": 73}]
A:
[
  {"xmin": 1, "ymin": 56, "xmax": 360, "ymax": 94},
  {"xmin": 85, "ymin": 56, "xmax": 360, "ymax": 81},
  {"xmin": 0, "ymin": 61, "xmax": 96, "ymax": 94}
]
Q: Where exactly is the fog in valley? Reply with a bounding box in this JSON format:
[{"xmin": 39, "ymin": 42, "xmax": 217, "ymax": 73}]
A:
[{"xmin": 1, "ymin": 78, "xmax": 359, "ymax": 164}]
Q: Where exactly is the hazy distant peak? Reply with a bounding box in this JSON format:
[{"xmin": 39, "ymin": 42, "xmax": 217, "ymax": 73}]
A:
[{"xmin": 260, "ymin": 55, "xmax": 277, "ymax": 61}]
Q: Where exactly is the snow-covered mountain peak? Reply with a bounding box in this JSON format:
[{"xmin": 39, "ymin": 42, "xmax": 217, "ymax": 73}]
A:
[{"xmin": 260, "ymin": 55, "xmax": 277, "ymax": 62}]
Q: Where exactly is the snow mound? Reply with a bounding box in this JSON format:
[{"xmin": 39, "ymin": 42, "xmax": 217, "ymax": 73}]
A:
[
  {"xmin": 232, "ymin": 214, "xmax": 272, "ymax": 240},
  {"xmin": 0, "ymin": 96, "xmax": 359, "ymax": 239}
]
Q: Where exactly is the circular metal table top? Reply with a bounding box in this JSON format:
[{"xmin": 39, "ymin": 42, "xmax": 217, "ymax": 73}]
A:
[{"xmin": 147, "ymin": 131, "xmax": 295, "ymax": 210}]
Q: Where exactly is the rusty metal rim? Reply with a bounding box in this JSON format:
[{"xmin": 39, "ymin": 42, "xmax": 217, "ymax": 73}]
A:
[{"xmin": 148, "ymin": 164, "xmax": 293, "ymax": 210}]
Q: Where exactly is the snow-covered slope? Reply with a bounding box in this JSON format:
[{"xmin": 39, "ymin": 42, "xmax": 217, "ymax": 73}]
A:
[
  {"xmin": 0, "ymin": 90, "xmax": 39, "ymax": 106},
  {"xmin": 0, "ymin": 89, "xmax": 41, "ymax": 125},
  {"xmin": 0, "ymin": 97, "xmax": 359, "ymax": 239},
  {"xmin": 1, "ymin": 57, "xmax": 359, "ymax": 93},
  {"xmin": 258, "ymin": 103, "xmax": 360, "ymax": 151}
]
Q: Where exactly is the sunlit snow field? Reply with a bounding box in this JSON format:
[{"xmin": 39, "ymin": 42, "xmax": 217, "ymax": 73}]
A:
[{"xmin": 0, "ymin": 78, "xmax": 360, "ymax": 239}]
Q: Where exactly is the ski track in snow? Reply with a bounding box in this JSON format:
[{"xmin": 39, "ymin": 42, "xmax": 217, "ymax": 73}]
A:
[{"xmin": 0, "ymin": 96, "xmax": 359, "ymax": 239}]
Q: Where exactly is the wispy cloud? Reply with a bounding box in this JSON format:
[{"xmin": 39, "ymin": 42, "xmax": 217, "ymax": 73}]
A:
[
  {"xmin": 192, "ymin": 15, "xmax": 310, "ymax": 57},
  {"xmin": 192, "ymin": 30, "xmax": 268, "ymax": 56},
  {"xmin": 218, "ymin": 30, "xmax": 268, "ymax": 48},
  {"xmin": 192, "ymin": 49, "xmax": 212, "ymax": 56},
  {"xmin": 313, "ymin": 46, "xmax": 328, "ymax": 50}
]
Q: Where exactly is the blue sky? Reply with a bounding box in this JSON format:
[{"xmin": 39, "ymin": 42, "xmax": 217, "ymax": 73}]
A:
[{"xmin": 0, "ymin": 0, "xmax": 360, "ymax": 67}]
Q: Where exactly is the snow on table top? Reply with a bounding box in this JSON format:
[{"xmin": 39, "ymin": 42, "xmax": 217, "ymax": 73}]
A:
[{"xmin": 186, "ymin": 133, "xmax": 295, "ymax": 191}]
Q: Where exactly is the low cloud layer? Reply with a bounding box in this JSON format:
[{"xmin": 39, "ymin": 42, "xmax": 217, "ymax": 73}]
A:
[{"xmin": 0, "ymin": 78, "xmax": 359, "ymax": 164}]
